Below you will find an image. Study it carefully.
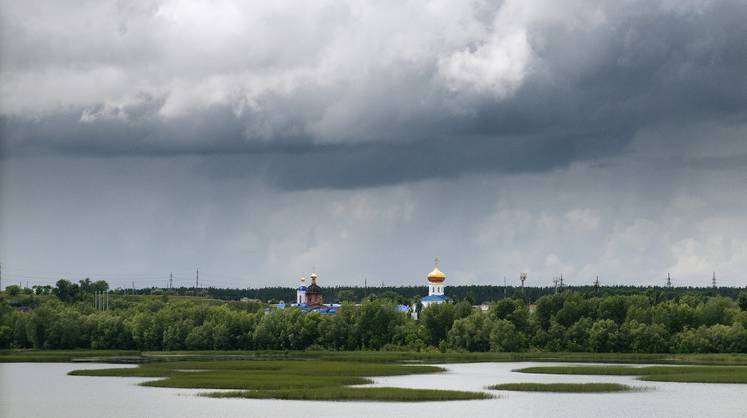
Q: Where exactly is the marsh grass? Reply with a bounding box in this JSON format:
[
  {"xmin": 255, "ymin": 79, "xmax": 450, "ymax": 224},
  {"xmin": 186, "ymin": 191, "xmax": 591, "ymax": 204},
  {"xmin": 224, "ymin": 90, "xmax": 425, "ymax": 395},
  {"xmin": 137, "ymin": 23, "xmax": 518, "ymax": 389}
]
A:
[
  {"xmin": 204, "ymin": 387, "xmax": 494, "ymax": 401},
  {"xmin": 514, "ymin": 365, "xmax": 747, "ymax": 384},
  {"xmin": 69, "ymin": 359, "xmax": 493, "ymax": 400},
  {"xmin": 487, "ymin": 383, "xmax": 636, "ymax": 392},
  {"xmin": 6, "ymin": 350, "xmax": 747, "ymax": 366}
]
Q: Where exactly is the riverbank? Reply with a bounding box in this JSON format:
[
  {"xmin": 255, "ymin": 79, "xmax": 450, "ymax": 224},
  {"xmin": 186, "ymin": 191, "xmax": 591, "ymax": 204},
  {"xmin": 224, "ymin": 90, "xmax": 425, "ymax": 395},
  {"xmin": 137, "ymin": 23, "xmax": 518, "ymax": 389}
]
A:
[{"xmin": 4, "ymin": 349, "xmax": 747, "ymax": 365}]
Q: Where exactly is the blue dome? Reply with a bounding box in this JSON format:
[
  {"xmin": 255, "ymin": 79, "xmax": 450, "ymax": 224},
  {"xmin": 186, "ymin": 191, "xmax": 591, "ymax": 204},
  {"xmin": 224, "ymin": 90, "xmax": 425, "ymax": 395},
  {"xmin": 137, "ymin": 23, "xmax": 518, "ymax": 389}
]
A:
[{"xmin": 297, "ymin": 286, "xmax": 307, "ymax": 291}]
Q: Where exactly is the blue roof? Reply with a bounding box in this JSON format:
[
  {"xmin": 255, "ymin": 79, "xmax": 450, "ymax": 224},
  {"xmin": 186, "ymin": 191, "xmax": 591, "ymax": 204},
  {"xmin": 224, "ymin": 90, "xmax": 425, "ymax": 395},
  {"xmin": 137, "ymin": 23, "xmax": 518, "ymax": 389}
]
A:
[{"xmin": 421, "ymin": 294, "xmax": 448, "ymax": 302}]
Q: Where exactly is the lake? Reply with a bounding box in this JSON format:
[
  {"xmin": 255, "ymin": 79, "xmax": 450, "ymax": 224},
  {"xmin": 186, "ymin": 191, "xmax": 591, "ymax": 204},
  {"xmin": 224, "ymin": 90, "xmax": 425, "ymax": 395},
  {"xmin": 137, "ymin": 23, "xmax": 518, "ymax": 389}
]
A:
[{"xmin": 1, "ymin": 362, "xmax": 746, "ymax": 418}]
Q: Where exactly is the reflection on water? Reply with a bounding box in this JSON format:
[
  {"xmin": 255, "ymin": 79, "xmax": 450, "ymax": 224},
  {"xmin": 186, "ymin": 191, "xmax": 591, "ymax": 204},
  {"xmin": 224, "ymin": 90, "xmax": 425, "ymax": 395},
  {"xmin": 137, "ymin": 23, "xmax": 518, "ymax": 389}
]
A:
[{"xmin": 1, "ymin": 362, "xmax": 746, "ymax": 418}]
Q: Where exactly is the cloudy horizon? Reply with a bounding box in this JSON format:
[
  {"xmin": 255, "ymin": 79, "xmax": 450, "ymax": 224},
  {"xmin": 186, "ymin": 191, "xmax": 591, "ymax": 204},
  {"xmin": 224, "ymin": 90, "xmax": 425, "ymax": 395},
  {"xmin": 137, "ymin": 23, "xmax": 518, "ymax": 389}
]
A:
[{"xmin": 1, "ymin": 0, "xmax": 746, "ymax": 289}]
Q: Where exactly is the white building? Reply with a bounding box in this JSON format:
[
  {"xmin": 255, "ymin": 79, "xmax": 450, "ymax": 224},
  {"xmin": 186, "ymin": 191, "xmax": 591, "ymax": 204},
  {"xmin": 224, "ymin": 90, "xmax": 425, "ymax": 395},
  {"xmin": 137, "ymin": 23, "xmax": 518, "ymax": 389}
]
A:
[
  {"xmin": 421, "ymin": 259, "xmax": 448, "ymax": 308},
  {"xmin": 295, "ymin": 276, "xmax": 306, "ymax": 305}
]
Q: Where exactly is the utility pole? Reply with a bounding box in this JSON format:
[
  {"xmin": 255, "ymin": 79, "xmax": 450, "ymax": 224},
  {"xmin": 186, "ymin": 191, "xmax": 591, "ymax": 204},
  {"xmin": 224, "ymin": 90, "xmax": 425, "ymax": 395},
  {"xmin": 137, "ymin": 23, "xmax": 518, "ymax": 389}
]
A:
[
  {"xmin": 196, "ymin": 267, "xmax": 199, "ymax": 290},
  {"xmin": 169, "ymin": 272, "xmax": 173, "ymax": 290},
  {"xmin": 712, "ymin": 272, "xmax": 717, "ymax": 289},
  {"xmin": 666, "ymin": 273, "xmax": 672, "ymax": 288},
  {"xmin": 520, "ymin": 272, "xmax": 527, "ymax": 302},
  {"xmin": 594, "ymin": 276, "xmax": 600, "ymax": 295},
  {"xmin": 559, "ymin": 273, "xmax": 564, "ymax": 291}
]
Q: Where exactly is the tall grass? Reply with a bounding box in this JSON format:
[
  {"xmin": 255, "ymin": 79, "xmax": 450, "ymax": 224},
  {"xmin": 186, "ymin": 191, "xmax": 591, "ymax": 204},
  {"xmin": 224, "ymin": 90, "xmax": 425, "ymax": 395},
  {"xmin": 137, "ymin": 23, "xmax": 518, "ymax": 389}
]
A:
[
  {"xmin": 204, "ymin": 386, "xmax": 494, "ymax": 401},
  {"xmin": 514, "ymin": 365, "xmax": 747, "ymax": 384},
  {"xmin": 6, "ymin": 350, "xmax": 747, "ymax": 366},
  {"xmin": 68, "ymin": 359, "xmax": 491, "ymax": 400},
  {"xmin": 487, "ymin": 383, "xmax": 636, "ymax": 392}
]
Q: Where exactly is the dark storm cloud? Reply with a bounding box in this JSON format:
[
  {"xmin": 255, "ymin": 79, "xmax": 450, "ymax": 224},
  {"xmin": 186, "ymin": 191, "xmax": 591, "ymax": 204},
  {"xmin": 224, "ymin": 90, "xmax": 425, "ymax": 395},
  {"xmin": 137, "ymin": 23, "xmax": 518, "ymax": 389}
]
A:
[{"xmin": 1, "ymin": 0, "xmax": 746, "ymax": 189}]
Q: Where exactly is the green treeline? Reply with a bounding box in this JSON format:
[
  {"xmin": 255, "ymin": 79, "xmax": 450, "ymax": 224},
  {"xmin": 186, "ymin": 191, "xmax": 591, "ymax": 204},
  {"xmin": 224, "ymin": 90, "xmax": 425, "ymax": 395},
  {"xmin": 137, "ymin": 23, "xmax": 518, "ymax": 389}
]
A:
[{"xmin": 2, "ymin": 282, "xmax": 747, "ymax": 353}]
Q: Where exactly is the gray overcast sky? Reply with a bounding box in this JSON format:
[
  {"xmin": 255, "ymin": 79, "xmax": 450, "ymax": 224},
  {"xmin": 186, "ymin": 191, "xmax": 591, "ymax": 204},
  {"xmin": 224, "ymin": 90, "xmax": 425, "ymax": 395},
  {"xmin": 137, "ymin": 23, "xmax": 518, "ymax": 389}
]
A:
[{"xmin": 1, "ymin": 0, "xmax": 746, "ymax": 289}]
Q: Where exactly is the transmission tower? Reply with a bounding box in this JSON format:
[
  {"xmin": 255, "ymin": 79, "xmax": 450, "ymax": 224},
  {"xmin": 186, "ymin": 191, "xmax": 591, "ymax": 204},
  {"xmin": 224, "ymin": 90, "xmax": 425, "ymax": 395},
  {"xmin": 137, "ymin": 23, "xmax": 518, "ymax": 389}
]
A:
[
  {"xmin": 594, "ymin": 276, "xmax": 600, "ymax": 295},
  {"xmin": 666, "ymin": 272, "xmax": 672, "ymax": 288},
  {"xmin": 712, "ymin": 272, "xmax": 717, "ymax": 289}
]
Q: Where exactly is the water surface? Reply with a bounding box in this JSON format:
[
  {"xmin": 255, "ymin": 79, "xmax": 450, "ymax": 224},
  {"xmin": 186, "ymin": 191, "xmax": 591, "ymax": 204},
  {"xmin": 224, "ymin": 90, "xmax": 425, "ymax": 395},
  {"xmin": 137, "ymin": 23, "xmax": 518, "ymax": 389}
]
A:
[{"xmin": 1, "ymin": 362, "xmax": 745, "ymax": 418}]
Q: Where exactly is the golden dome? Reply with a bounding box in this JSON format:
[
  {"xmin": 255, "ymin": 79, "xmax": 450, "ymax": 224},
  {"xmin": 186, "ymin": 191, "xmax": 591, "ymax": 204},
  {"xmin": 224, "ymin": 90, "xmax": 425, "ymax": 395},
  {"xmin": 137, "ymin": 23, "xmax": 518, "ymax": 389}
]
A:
[{"xmin": 427, "ymin": 261, "xmax": 446, "ymax": 283}]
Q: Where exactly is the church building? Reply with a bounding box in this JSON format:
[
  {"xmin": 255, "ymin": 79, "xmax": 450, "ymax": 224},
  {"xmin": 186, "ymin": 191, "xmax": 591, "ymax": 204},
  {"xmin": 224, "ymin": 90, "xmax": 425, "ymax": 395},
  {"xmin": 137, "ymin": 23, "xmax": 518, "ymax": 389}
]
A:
[
  {"xmin": 421, "ymin": 259, "xmax": 448, "ymax": 308},
  {"xmin": 295, "ymin": 272, "xmax": 323, "ymax": 306}
]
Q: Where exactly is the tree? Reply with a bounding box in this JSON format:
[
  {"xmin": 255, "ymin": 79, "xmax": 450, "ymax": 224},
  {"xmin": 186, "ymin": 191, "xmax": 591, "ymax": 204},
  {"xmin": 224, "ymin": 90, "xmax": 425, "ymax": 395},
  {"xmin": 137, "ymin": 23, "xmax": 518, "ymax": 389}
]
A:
[
  {"xmin": 33, "ymin": 285, "xmax": 52, "ymax": 295},
  {"xmin": 53, "ymin": 279, "xmax": 80, "ymax": 303},
  {"xmin": 356, "ymin": 300, "xmax": 403, "ymax": 349},
  {"xmin": 453, "ymin": 300, "xmax": 473, "ymax": 320},
  {"xmin": 589, "ymin": 319, "xmax": 620, "ymax": 352},
  {"xmin": 5, "ymin": 285, "xmax": 21, "ymax": 297},
  {"xmin": 447, "ymin": 312, "xmax": 491, "ymax": 352},
  {"xmin": 564, "ymin": 317, "xmax": 592, "ymax": 352},
  {"xmin": 0, "ymin": 325, "xmax": 12, "ymax": 348},
  {"xmin": 336, "ymin": 289, "xmax": 357, "ymax": 303},
  {"xmin": 697, "ymin": 296, "xmax": 737, "ymax": 326},
  {"xmin": 318, "ymin": 304, "xmax": 357, "ymax": 350},
  {"xmin": 622, "ymin": 321, "xmax": 669, "ymax": 353},
  {"xmin": 92, "ymin": 280, "xmax": 110, "ymax": 293},
  {"xmin": 489, "ymin": 319, "xmax": 526, "ymax": 352},
  {"xmin": 420, "ymin": 303, "xmax": 455, "ymax": 346},
  {"xmin": 738, "ymin": 291, "xmax": 747, "ymax": 311},
  {"xmin": 598, "ymin": 296, "xmax": 628, "ymax": 324}
]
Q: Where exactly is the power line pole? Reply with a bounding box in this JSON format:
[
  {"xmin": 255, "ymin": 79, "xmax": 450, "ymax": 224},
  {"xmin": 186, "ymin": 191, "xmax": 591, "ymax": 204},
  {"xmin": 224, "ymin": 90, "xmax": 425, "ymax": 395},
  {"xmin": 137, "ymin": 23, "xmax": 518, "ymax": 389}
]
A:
[
  {"xmin": 594, "ymin": 275, "xmax": 600, "ymax": 295},
  {"xmin": 169, "ymin": 272, "xmax": 173, "ymax": 290},
  {"xmin": 196, "ymin": 267, "xmax": 199, "ymax": 290},
  {"xmin": 712, "ymin": 272, "xmax": 717, "ymax": 289},
  {"xmin": 666, "ymin": 272, "xmax": 672, "ymax": 288},
  {"xmin": 559, "ymin": 273, "xmax": 564, "ymax": 291},
  {"xmin": 520, "ymin": 272, "xmax": 527, "ymax": 303}
]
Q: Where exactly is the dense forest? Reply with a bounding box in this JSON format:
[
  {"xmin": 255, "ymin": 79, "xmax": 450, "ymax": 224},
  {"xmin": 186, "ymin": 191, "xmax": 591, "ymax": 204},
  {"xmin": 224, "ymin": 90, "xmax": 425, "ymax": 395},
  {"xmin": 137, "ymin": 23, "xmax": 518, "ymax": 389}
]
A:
[{"xmin": 2, "ymin": 279, "xmax": 747, "ymax": 353}]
